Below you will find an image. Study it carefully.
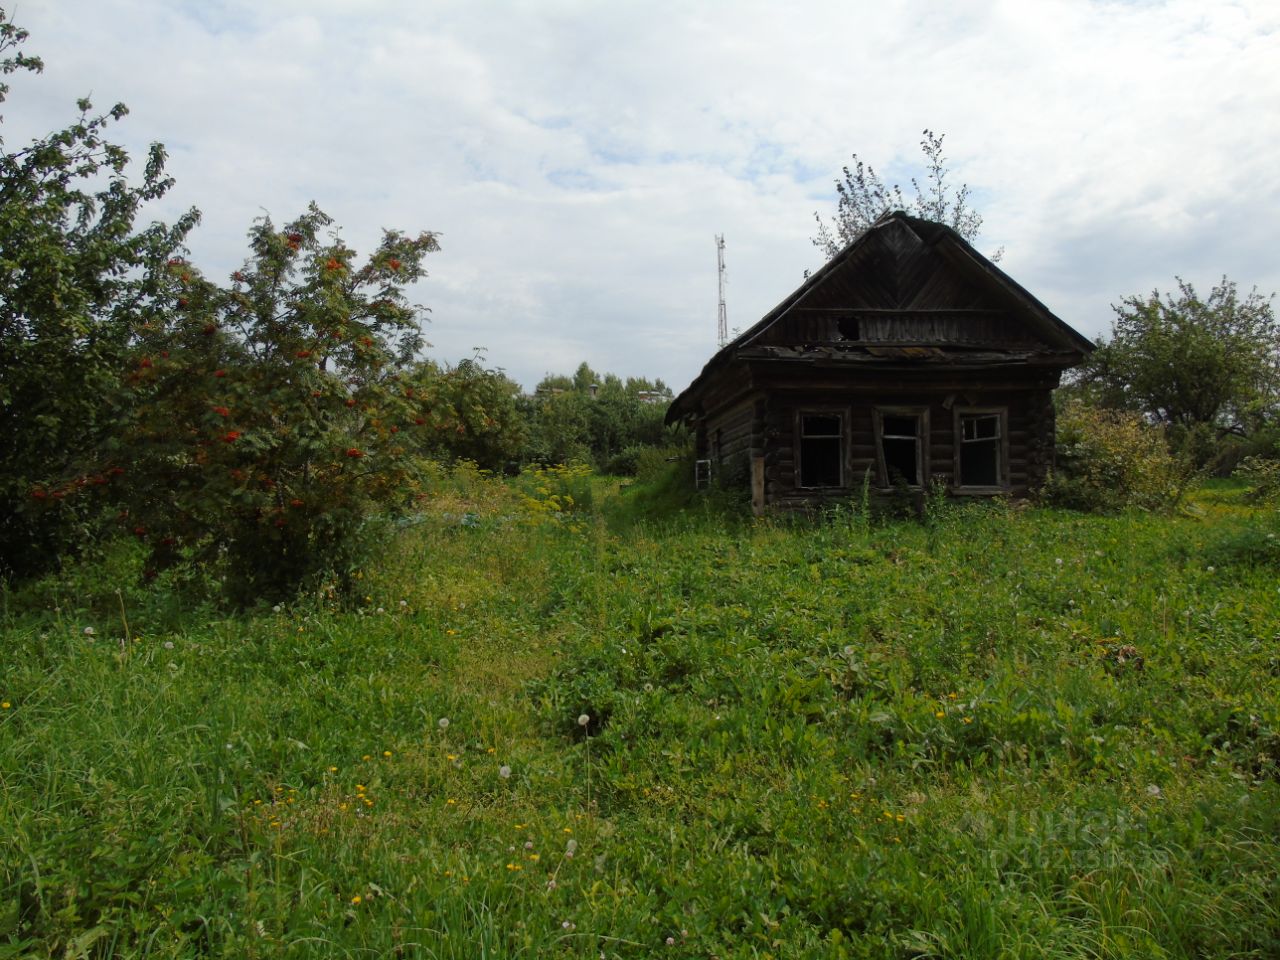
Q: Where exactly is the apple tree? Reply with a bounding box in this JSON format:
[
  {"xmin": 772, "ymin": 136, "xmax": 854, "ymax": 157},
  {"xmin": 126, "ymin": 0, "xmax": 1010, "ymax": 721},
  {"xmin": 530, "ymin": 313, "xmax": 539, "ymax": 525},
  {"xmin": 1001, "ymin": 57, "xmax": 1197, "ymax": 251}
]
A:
[{"xmin": 0, "ymin": 8, "xmax": 196, "ymax": 580}]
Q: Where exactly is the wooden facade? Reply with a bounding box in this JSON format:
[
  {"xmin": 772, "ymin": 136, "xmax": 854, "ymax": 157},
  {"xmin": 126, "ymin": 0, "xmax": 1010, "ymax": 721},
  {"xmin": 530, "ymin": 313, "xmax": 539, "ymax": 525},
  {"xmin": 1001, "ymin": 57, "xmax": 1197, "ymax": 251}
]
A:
[{"xmin": 667, "ymin": 212, "xmax": 1092, "ymax": 510}]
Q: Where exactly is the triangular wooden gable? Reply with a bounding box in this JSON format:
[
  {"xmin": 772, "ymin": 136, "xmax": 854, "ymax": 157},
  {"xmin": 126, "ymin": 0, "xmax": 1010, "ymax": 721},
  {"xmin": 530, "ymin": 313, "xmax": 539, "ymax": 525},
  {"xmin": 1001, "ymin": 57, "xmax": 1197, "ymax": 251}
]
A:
[{"xmin": 737, "ymin": 212, "xmax": 1090, "ymax": 354}]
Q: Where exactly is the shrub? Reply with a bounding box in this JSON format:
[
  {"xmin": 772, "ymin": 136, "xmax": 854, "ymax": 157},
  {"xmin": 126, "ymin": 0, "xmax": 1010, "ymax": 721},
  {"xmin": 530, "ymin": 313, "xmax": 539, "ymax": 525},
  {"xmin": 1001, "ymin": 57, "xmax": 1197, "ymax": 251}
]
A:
[
  {"xmin": 1237, "ymin": 456, "xmax": 1280, "ymax": 505},
  {"xmin": 109, "ymin": 205, "xmax": 440, "ymax": 605},
  {"xmin": 1047, "ymin": 400, "xmax": 1191, "ymax": 512},
  {"xmin": 0, "ymin": 13, "xmax": 195, "ymax": 581}
]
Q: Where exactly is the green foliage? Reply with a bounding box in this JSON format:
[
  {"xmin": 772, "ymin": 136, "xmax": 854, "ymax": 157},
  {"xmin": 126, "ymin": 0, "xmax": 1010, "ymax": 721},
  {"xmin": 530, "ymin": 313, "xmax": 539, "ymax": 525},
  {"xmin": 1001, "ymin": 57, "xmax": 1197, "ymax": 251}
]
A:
[
  {"xmin": 1076, "ymin": 277, "xmax": 1279, "ymax": 441},
  {"xmin": 408, "ymin": 354, "xmax": 526, "ymax": 472},
  {"xmin": 114, "ymin": 204, "xmax": 440, "ymax": 605},
  {"xmin": 0, "ymin": 9, "xmax": 196, "ymax": 580},
  {"xmin": 812, "ymin": 129, "xmax": 999, "ymax": 261},
  {"xmin": 525, "ymin": 363, "xmax": 673, "ymax": 469},
  {"xmin": 1237, "ymin": 456, "xmax": 1280, "ymax": 505},
  {"xmin": 4, "ymin": 486, "xmax": 1278, "ymax": 957},
  {"xmin": 1048, "ymin": 400, "xmax": 1191, "ymax": 512}
]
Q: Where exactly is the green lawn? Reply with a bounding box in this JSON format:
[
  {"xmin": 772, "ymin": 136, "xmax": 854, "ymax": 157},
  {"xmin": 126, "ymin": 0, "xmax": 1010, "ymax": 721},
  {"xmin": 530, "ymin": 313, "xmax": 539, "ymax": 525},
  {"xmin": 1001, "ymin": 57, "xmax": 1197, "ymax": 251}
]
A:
[{"xmin": 2, "ymin": 478, "xmax": 1278, "ymax": 958}]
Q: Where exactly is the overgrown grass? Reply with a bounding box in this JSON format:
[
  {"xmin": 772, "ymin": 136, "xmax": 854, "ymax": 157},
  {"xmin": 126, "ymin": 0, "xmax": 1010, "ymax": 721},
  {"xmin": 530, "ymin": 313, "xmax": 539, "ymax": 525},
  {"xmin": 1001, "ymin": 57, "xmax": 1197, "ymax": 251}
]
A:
[{"xmin": 2, "ymin": 477, "xmax": 1278, "ymax": 957}]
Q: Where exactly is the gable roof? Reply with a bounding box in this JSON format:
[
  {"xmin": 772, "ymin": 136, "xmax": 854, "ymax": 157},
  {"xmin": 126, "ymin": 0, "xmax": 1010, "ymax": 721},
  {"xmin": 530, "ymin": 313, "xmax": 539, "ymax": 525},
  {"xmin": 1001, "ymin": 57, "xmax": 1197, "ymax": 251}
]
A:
[{"xmin": 668, "ymin": 211, "xmax": 1092, "ymax": 422}]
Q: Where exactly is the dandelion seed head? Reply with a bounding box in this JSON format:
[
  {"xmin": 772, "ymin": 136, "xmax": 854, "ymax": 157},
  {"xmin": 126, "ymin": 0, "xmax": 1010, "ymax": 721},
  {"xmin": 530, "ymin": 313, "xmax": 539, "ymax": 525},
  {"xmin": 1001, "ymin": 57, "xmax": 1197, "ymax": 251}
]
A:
[
  {"xmin": 577, "ymin": 714, "xmax": 590, "ymax": 727},
  {"xmin": 83, "ymin": 626, "xmax": 95, "ymax": 637},
  {"xmin": 499, "ymin": 765, "xmax": 511, "ymax": 779},
  {"xmin": 438, "ymin": 717, "xmax": 450, "ymax": 730}
]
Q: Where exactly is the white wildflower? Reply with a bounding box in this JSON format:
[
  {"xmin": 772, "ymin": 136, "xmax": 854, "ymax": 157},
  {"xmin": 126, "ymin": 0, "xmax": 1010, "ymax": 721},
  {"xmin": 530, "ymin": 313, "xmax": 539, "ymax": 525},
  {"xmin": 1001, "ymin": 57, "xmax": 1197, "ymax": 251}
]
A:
[
  {"xmin": 577, "ymin": 714, "xmax": 590, "ymax": 728},
  {"xmin": 499, "ymin": 765, "xmax": 511, "ymax": 779}
]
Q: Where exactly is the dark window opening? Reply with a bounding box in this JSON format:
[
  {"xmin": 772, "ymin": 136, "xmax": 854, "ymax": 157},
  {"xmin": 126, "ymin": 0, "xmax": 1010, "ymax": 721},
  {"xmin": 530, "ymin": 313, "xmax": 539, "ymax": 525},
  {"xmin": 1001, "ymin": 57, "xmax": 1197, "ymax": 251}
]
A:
[
  {"xmin": 799, "ymin": 414, "xmax": 842, "ymax": 488},
  {"xmin": 880, "ymin": 414, "xmax": 920, "ymax": 485},
  {"xmin": 836, "ymin": 316, "xmax": 861, "ymax": 340},
  {"xmin": 958, "ymin": 413, "xmax": 1002, "ymax": 487}
]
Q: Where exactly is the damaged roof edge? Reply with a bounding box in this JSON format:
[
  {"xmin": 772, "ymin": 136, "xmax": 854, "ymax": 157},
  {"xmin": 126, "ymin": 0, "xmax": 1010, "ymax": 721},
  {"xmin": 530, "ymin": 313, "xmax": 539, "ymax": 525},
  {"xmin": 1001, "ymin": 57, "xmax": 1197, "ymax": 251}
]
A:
[{"xmin": 666, "ymin": 211, "xmax": 1091, "ymax": 425}]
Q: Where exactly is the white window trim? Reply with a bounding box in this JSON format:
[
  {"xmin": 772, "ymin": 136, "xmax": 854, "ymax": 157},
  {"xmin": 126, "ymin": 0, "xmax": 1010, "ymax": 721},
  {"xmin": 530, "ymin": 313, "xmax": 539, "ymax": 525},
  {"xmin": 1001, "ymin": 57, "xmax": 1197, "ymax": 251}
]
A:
[{"xmin": 952, "ymin": 406, "xmax": 1010, "ymax": 493}]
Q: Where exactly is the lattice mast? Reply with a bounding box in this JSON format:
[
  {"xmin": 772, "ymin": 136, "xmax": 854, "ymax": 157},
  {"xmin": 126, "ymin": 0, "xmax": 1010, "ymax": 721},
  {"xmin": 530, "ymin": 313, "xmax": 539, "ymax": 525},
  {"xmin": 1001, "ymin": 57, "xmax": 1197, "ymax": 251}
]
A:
[{"xmin": 715, "ymin": 234, "xmax": 728, "ymax": 347}]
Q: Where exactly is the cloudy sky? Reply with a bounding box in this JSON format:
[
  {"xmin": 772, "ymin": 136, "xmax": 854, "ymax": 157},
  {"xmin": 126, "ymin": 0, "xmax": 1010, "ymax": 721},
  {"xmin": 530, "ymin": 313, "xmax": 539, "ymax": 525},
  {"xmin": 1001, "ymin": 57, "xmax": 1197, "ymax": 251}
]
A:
[{"xmin": 7, "ymin": 0, "xmax": 1279, "ymax": 392}]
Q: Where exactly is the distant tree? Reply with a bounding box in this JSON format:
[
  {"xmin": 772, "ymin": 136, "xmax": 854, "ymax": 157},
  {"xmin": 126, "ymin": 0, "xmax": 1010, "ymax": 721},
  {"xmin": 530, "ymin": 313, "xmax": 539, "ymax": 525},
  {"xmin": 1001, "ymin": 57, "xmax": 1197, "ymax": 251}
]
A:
[
  {"xmin": 0, "ymin": 8, "xmax": 196, "ymax": 580},
  {"xmin": 812, "ymin": 129, "xmax": 997, "ymax": 261},
  {"xmin": 524, "ymin": 365, "xmax": 673, "ymax": 470},
  {"xmin": 408, "ymin": 354, "xmax": 526, "ymax": 472},
  {"xmin": 1076, "ymin": 277, "xmax": 1279, "ymax": 437}
]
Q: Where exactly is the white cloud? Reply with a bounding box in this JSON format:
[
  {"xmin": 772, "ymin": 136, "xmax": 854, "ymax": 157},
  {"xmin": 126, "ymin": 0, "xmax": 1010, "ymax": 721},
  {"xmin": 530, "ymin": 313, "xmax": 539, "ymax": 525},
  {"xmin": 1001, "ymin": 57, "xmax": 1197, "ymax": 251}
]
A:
[{"xmin": 6, "ymin": 0, "xmax": 1279, "ymax": 390}]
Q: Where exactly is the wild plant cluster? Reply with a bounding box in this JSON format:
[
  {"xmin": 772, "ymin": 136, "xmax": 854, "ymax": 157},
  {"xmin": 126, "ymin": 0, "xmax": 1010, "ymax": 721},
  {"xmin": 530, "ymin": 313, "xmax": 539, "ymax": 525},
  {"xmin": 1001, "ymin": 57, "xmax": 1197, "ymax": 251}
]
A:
[{"xmin": 3, "ymin": 476, "xmax": 1277, "ymax": 956}]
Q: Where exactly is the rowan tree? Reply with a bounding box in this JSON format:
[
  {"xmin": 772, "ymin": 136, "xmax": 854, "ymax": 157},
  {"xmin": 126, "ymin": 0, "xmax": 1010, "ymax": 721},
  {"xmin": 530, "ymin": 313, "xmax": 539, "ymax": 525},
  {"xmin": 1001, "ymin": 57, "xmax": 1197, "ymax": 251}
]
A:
[{"xmin": 117, "ymin": 204, "xmax": 440, "ymax": 604}]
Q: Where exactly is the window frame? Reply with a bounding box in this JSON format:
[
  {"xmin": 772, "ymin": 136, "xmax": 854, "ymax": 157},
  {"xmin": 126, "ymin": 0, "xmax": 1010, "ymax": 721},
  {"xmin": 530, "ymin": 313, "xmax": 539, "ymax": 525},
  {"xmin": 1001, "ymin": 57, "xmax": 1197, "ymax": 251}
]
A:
[
  {"xmin": 872, "ymin": 406, "xmax": 929, "ymax": 489},
  {"xmin": 952, "ymin": 406, "xmax": 1010, "ymax": 493},
  {"xmin": 795, "ymin": 408, "xmax": 847, "ymax": 490}
]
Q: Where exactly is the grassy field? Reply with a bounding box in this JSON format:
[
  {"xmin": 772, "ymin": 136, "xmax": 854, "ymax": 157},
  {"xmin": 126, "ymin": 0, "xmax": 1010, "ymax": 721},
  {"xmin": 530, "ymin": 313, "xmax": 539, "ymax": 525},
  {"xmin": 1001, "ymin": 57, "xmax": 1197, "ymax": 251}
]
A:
[{"xmin": 2, "ymin": 473, "xmax": 1279, "ymax": 958}]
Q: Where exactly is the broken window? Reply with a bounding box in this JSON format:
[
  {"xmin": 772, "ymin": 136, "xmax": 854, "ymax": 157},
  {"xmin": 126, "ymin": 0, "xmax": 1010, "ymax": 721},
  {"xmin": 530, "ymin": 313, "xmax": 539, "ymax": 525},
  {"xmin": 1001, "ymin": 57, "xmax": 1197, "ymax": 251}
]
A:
[
  {"xmin": 875, "ymin": 408, "xmax": 926, "ymax": 487},
  {"xmin": 798, "ymin": 413, "xmax": 843, "ymax": 488},
  {"xmin": 836, "ymin": 316, "xmax": 861, "ymax": 341},
  {"xmin": 957, "ymin": 410, "xmax": 1005, "ymax": 488}
]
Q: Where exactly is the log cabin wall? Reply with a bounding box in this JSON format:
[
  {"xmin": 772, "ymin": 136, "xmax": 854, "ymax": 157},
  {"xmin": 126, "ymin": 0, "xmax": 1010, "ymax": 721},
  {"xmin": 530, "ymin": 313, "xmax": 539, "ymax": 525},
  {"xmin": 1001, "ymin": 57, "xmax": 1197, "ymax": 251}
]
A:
[
  {"xmin": 704, "ymin": 397, "xmax": 758, "ymax": 487},
  {"xmin": 758, "ymin": 382, "xmax": 1058, "ymax": 510}
]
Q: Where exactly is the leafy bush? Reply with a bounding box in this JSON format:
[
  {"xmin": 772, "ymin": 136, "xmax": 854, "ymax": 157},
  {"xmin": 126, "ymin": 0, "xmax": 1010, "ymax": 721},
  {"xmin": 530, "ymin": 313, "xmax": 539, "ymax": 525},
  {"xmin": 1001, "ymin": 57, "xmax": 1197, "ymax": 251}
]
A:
[
  {"xmin": 1047, "ymin": 400, "xmax": 1191, "ymax": 512},
  {"xmin": 110, "ymin": 205, "xmax": 440, "ymax": 605},
  {"xmin": 1236, "ymin": 456, "xmax": 1280, "ymax": 505},
  {"xmin": 0, "ymin": 13, "xmax": 195, "ymax": 580}
]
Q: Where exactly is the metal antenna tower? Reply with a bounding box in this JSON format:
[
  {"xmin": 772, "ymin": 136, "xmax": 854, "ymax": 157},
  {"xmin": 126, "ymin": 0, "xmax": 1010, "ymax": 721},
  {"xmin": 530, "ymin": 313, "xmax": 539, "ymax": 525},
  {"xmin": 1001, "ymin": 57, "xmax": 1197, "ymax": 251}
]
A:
[{"xmin": 715, "ymin": 234, "xmax": 728, "ymax": 347}]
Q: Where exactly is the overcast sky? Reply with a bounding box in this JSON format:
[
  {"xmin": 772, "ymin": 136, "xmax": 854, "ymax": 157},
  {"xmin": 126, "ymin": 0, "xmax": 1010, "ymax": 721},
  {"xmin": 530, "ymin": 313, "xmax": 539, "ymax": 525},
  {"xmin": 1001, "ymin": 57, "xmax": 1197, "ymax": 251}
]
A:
[{"xmin": 7, "ymin": 0, "xmax": 1279, "ymax": 392}]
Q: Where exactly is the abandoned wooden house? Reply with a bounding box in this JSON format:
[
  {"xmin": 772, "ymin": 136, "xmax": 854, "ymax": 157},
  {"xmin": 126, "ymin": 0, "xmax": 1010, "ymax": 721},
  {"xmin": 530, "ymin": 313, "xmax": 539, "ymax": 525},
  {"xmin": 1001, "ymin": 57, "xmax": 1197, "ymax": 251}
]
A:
[{"xmin": 666, "ymin": 211, "xmax": 1093, "ymax": 511}]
